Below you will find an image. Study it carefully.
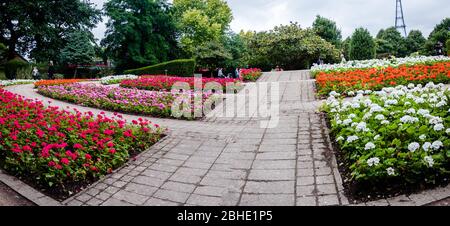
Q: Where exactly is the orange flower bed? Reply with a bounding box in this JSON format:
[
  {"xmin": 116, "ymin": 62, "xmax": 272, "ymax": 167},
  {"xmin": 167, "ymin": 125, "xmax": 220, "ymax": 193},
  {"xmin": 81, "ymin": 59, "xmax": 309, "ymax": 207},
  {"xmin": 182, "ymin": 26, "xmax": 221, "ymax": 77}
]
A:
[
  {"xmin": 316, "ymin": 62, "xmax": 450, "ymax": 96},
  {"xmin": 34, "ymin": 79, "xmax": 85, "ymax": 88}
]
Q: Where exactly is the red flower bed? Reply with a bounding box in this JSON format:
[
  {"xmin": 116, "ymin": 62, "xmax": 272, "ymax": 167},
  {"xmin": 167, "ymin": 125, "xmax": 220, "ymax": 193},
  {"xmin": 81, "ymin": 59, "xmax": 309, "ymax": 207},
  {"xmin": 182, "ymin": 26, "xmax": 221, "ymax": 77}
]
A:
[
  {"xmin": 241, "ymin": 68, "xmax": 263, "ymax": 82},
  {"xmin": 316, "ymin": 62, "xmax": 450, "ymax": 96},
  {"xmin": 120, "ymin": 76, "xmax": 242, "ymax": 92},
  {"xmin": 0, "ymin": 88, "xmax": 164, "ymax": 199}
]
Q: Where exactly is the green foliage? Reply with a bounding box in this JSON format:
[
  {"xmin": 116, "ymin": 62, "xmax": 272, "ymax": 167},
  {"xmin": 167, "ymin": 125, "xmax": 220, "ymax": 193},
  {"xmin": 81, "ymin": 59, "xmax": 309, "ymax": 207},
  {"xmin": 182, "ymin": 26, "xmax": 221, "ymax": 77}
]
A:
[
  {"xmin": 446, "ymin": 39, "xmax": 450, "ymax": 56},
  {"xmin": 0, "ymin": 43, "xmax": 7, "ymax": 63},
  {"xmin": 422, "ymin": 18, "xmax": 450, "ymax": 56},
  {"xmin": 0, "ymin": 0, "xmax": 101, "ymax": 62},
  {"xmin": 405, "ymin": 30, "xmax": 427, "ymax": 56},
  {"xmin": 4, "ymin": 58, "xmax": 30, "ymax": 79},
  {"xmin": 223, "ymin": 32, "xmax": 248, "ymax": 68},
  {"xmin": 102, "ymin": 0, "xmax": 179, "ymax": 72},
  {"xmin": 312, "ymin": 15, "xmax": 342, "ymax": 47},
  {"xmin": 349, "ymin": 28, "xmax": 376, "ymax": 60},
  {"xmin": 194, "ymin": 40, "xmax": 232, "ymax": 69},
  {"xmin": 375, "ymin": 27, "xmax": 407, "ymax": 58},
  {"xmin": 60, "ymin": 31, "xmax": 96, "ymax": 65},
  {"xmin": 125, "ymin": 59, "xmax": 196, "ymax": 77},
  {"xmin": 245, "ymin": 23, "xmax": 340, "ymax": 71},
  {"xmin": 341, "ymin": 37, "xmax": 351, "ymax": 60},
  {"xmin": 173, "ymin": 0, "xmax": 233, "ymax": 56}
]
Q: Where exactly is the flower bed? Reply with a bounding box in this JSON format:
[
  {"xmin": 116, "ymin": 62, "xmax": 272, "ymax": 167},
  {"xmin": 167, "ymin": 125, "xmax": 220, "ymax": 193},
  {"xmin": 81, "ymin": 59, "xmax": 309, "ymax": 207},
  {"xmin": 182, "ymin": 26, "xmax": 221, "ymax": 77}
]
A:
[
  {"xmin": 34, "ymin": 79, "xmax": 86, "ymax": 88},
  {"xmin": 120, "ymin": 76, "xmax": 242, "ymax": 92},
  {"xmin": 0, "ymin": 79, "xmax": 37, "ymax": 87},
  {"xmin": 311, "ymin": 55, "xmax": 450, "ymax": 75},
  {"xmin": 323, "ymin": 83, "xmax": 449, "ymax": 200},
  {"xmin": 100, "ymin": 75, "xmax": 138, "ymax": 85},
  {"xmin": 0, "ymin": 88, "xmax": 164, "ymax": 200},
  {"xmin": 241, "ymin": 68, "xmax": 263, "ymax": 82},
  {"xmin": 315, "ymin": 61, "xmax": 450, "ymax": 97},
  {"xmin": 37, "ymin": 83, "xmax": 218, "ymax": 120}
]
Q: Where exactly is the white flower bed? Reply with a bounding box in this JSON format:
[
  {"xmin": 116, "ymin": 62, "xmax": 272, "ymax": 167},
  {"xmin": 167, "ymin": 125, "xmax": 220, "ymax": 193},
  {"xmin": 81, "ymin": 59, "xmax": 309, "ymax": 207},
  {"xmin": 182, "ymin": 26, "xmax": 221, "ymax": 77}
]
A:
[
  {"xmin": 100, "ymin": 75, "xmax": 138, "ymax": 85},
  {"xmin": 324, "ymin": 82, "xmax": 449, "ymax": 185},
  {"xmin": 312, "ymin": 55, "xmax": 450, "ymax": 74},
  {"xmin": 0, "ymin": 79, "xmax": 37, "ymax": 87}
]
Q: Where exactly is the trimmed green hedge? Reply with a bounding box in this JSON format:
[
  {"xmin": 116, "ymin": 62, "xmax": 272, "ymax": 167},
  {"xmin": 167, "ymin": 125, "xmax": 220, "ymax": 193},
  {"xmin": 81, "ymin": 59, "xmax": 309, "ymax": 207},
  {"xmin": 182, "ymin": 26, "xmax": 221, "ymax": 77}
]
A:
[{"xmin": 124, "ymin": 59, "xmax": 195, "ymax": 77}]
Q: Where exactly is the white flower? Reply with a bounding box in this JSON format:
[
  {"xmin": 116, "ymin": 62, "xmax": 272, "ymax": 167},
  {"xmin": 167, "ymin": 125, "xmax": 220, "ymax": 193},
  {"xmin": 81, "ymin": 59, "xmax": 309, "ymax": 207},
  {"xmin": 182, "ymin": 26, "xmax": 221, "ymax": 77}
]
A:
[
  {"xmin": 404, "ymin": 102, "xmax": 411, "ymax": 106},
  {"xmin": 347, "ymin": 136, "xmax": 359, "ymax": 143},
  {"xmin": 381, "ymin": 120, "xmax": 390, "ymax": 125},
  {"xmin": 387, "ymin": 167, "xmax": 395, "ymax": 176},
  {"xmin": 348, "ymin": 114, "xmax": 357, "ymax": 119},
  {"xmin": 342, "ymin": 119, "xmax": 352, "ymax": 126},
  {"xmin": 375, "ymin": 114, "xmax": 385, "ymax": 121},
  {"xmin": 329, "ymin": 91, "xmax": 340, "ymax": 97},
  {"xmin": 408, "ymin": 142, "xmax": 420, "ymax": 152},
  {"xmin": 356, "ymin": 122, "xmax": 370, "ymax": 132},
  {"xmin": 400, "ymin": 115, "xmax": 419, "ymax": 124},
  {"xmin": 422, "ymin": 142, "xmax": 431, "ymax": 152},
  {"xmin": 446, "ymin": 128, "xmax": 450, "ymax": 134},
  {"xmin": 415, "ymin": 98, "xmax": 425, "ymax": 104},
  {"xmin": 424, "ymin": 156, "xmax": 435, "ymax": 168},
  {"xmin": 433, "ymin": 124, "xmax": 445, "ymax": 132},
  {"xmin": 367, "ymin": 157, "xmax": 380, "ymax": 167},
  {"xmin": 429, "ymin": 117, "xmax": 443, "ymax": 125},
  {"xmin": 417, "ymin": 109, "xmax": 430, "ymax": 116},
  {"xmin": 336, "ymin": 136, "xmax": 344, "ymax": 142},
  {"xmin": 431, "ymin": 141, "xmax": 443, "ymax": 150},
  {"xmin": 374, "ymin": 135, "xmax": 381, "ymax": 140},
  {"xmin": 405, "ymin": 108, "xmax": 416, "ymax": 114},
  {"xmin": 419, "ymin": 134, "xmax": 427, "ymax": 141},
  {"xmin": 365, "ymin": 142, "xmax": 376, "ymax": 150},
  {"xmin": 348, "ymin": 91, "xmax": 355, "ymax": 96}
]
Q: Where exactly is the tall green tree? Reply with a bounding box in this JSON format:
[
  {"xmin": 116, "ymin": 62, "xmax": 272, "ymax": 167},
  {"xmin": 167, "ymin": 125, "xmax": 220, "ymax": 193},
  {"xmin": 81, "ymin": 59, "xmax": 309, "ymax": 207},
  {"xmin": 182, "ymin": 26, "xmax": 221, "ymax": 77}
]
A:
[
  {"xmin": 60, "ymin": 31, "xmax": 96, "ymax": 66},
  {"xmin": 349, "ymin": 28, "xmax": 376, "ymax": 60},
  {"xmin": 173, "ymin": 0, "xmax": 233, "ymax": 56},
  {"xmin": 194, "ymin": 40, "xmax": 232, "ymax": 70},
  {"xmin": 405, "ymin": 30, "xmax": 426, "ymax": 55},
  {"xmin": 0, "ymin": 0, "xmax": 101, "ymax": 62},
  {"xmin": 423, "ymin": 18, "xmax": 450, "ymax": 55},
  {"xmin": 375, "ymin": 27, "xmax": 407, "ymax": 58},
  {"xmin": 312, "ymin": 15, "xmax": 342, "ymax": 47},
  {"xmin": 102, "ymin": 0, "xmax": 179, "ymax": 71},
  {"xmin": 223, "ymin": 32, "xmax": 247, "ymax": 68},
  {"xmin": 246, "ymin": 23, "xmax": 340, "ymax": 70},
  {"xmin": 341, "ymin": 37, "xmax": 351, "ymax": 60}
]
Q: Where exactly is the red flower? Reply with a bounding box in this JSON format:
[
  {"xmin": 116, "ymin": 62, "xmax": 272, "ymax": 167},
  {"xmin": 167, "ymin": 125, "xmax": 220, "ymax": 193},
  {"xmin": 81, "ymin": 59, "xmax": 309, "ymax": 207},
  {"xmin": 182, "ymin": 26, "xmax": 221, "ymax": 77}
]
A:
[
  {"xmin": 55, "ymin": 164, "xmax": 63, "ymax": 170},
  {"xmin": 109, "ymin": 149, "xmax": 116, "ymax": 154},
  {"xmin": 73, "ymin": 143, "xmax": 83, "ymax": 149},
  {"xmin": 61, "ymin": 158, "xmax": 70, "ymax": 165},
  {"xmin": 85, "ymin": 154, "xmax": 92, "ymax": 160},
  {"xmin": 104, "ymin": 129, "xmax": 115, "ymax": 135},
  {"xmin": 123, "ymin": 130, "xmax": 133, "ymax": 137},
  {"xmin": 48, "ymin": 161, "xmax": 56, "ymax": 167},
  {"xmin": 36, "ymin": 129, "xmax": 44, "ymax": 138},
  {"xmin": 107, "ymin": 142, "xmax": 114, "ymax": 148}
]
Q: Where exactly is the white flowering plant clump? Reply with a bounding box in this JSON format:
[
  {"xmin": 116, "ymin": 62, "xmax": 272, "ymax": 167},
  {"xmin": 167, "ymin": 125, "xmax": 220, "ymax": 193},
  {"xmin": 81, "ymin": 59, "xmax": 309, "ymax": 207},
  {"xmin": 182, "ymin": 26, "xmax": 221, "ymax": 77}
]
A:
[
  {"xmin": 0, "ymin": 79, "xmax": 37, "ymax": 87},
  {"xmin": 323, "ymin": 82, "xmax": 449, "ymax": 185},
  {"xmin": 311, "ymin": 55, "xmax": 450, "ymax": 75},
  {"xmin": 100, "ymin": 75, "xmax": 138, "ymax": 85}
]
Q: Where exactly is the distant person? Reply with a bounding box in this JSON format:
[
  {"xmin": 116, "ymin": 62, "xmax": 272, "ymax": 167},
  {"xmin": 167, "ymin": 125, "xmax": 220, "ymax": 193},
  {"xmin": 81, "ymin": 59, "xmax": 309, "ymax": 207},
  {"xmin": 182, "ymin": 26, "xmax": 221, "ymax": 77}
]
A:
[
  {"xmin": 340, "ymin": 53, "xmax": 346, "ymax": 63},
  {"xmin": 218, "ymin": 68, "xmax": 225, "ymax": 78},
  {"xmin": 48, "ymin": 61, "xmax": 55, "ymax": 80},
  {"xmin": 235, "ymin": 68, "xmax": 240, "ymax": 79},
  {"xmin": 32, "ymin": 67, "xmax": 40, "ymax": 80}
]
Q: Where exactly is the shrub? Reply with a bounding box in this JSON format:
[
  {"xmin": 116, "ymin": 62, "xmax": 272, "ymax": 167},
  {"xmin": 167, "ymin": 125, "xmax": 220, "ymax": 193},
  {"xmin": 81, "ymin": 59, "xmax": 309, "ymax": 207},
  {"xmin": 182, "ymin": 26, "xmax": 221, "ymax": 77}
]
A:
[
  {"xmin": 4, "ymin": 58, "xmax": 30, "ymax": 80},
  {"xmin": 349, "ymin": 28, "xmax": 376, "ymax": 60},
  {"xmin": 446, "ymin": 39, "xmax": 450, "ymax": 56},
  {"xmin": 124, "ymin": 59, "xmax": 195, "ymax": 77},
  {"xmin": 323, "ymin": 83, "xmax": 449, "ymax": 195},
  {"xmin": 240, "ymin": 68, "xmax": 263, "ymax": 82}
]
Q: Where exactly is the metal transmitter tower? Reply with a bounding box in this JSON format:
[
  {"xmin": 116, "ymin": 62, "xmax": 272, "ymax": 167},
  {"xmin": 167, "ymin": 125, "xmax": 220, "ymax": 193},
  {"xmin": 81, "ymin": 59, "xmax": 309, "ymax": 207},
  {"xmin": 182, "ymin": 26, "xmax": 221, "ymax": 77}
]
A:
[{"xmin": 395, "ymin": 0, "xmax": 407, "ymax": 36}]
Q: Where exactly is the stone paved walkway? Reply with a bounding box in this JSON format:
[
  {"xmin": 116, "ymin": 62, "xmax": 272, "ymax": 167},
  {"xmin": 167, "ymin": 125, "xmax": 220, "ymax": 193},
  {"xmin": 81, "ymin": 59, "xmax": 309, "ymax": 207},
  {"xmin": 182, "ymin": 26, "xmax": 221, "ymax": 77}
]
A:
[{"xmin": 4, "ymin": 71, "xmax": 449, "ymax": 206}]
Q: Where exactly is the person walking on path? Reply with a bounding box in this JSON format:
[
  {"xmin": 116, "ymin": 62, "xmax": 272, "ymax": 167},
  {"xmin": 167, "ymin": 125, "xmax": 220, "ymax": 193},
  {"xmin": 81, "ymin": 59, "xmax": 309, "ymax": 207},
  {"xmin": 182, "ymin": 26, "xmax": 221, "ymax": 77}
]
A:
[
  {"xmin": 32, "ymin": 66, "xmax": 40, "ymax": 80},
  {"xmin": 218, "ymin": 68, "xmax": 225, "ymax": 78},
  {"xmin": 48, "ymin": 61, "xmax": 55, "ymax": 80}
]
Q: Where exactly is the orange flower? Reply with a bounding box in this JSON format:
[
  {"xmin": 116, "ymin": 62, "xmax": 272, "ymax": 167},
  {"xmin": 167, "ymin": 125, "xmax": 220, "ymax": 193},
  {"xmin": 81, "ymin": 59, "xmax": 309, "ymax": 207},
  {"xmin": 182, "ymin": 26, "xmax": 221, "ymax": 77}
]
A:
[{"xmin": 34, "ymin": 79, "xmax": 86, "ymax": 87}]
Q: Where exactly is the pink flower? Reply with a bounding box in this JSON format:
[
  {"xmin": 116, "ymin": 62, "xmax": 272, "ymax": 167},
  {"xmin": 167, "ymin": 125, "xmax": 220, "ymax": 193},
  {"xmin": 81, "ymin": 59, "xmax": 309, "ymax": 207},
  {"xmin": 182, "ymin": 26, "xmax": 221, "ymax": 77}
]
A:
[
  {"xmin": 74, "ymin": 143, "xmax": 83, "ymax": 149},
  {"xmin": 48, "ymin": 161, "xmax": 56, "ymax": 167},
  {"xmin": 85, "ymin": 154, "xmax": 92, "ymax": 160},
  {"xmin": 109, "ymin": 149, "xmax": 116, "ymax": 154}
]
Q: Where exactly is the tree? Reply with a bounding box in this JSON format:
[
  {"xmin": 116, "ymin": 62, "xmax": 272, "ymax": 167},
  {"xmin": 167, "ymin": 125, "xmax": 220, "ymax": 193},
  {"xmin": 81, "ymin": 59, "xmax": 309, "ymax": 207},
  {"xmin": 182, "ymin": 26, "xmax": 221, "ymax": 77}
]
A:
[
  {"xmin": 102, "ymin": 0, "xmax": 179, "ymax": 71},
  {"xmin": 223, "ymin": 32, "xmax": 247, "ymax": 68},
  {"xmin": 375, "ymin": 27, "xmax": 407, "ymax": 58},
  {"xmin": 0, "ymin": 0, "xmax": 101, "ymax": 62},
  {"xmin": 60, "ymin": 31, "xmax": 96, "ymax": 77},
  {"xmin": 246, "ymin": 23, "xmax": 340, "ymax": 70},
  {"xmin": 173, "ymin": 0, "xmax": 233, "ymax": 56},
  {"xmin": 312, "ymin": 15, "xmax": 342, "ymax": 47},
  {"xmin": 423, "ymin": 18, "xmax": 450, "ymax": 55},
  {"xmin": 194, "ymin": 40, "xmax": 232, "ymax": 71},
  {"xmin": 341, "ymin": 37, "xmax": 351, "ymax": 60},
  {"xmin": 0, "ymin": 43, "xmax": 7, "ymax": 63},
  {"xmin": 447, "ymin": 39, "xmax": 450, "ymax": 56},
  {"xmin": 349, "ymin": 28, "xmax": 376, "ymax": 60},
  {"xmin": 405, "ymin": 30, "xmax": 426, "ymax": 55}
]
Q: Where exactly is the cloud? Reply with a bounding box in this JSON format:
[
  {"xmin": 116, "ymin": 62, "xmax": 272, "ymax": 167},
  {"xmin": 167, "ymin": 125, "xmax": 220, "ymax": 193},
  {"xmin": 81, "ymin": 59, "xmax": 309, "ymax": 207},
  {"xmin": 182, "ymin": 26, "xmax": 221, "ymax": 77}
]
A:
[{"xmin": 90, "ymin": 0, "xmax": 449, "ymax": 41}]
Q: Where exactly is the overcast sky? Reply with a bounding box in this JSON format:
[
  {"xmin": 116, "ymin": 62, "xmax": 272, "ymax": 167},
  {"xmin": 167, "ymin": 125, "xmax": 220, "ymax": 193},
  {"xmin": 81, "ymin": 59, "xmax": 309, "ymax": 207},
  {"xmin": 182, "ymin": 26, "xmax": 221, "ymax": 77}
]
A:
[{"xmin": 91, "ymin": 0, "xmax": 449, "ymax": 42}]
